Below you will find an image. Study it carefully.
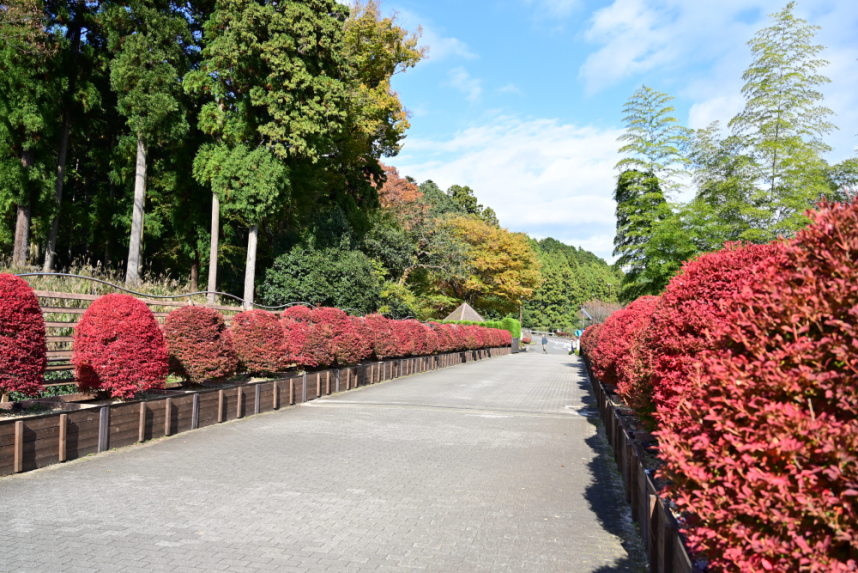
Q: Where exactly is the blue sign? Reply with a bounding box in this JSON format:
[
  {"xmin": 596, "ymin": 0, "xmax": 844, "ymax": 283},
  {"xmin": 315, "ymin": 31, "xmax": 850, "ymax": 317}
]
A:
[{"xmin": 575, "ymin": 329, "xmax": 583, "ymax": 338}]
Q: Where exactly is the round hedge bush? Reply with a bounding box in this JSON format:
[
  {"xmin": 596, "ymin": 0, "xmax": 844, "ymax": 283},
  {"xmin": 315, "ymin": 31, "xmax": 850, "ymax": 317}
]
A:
[
  {"xmin": 365, "ymin": 314, "xmax": 400, "ymax": 359},
  {"xmin": 0, "ymin": 274, "xmax": 47, "ymax": 397},
  {"xmin": 307, "ymin": 307, "xmax": 364, "ymax": 366},
  {"xmin": 350, "ymin": 316, "xmax": 375, "ymax": 362},
  {"xmin": 231, "ymin": 310, "xmax": 287, "ymax": 374},
  {"xmin": 163, "ymin": 306, "xmax": 238, "ymax": 383},
  {"xmin": 280, "ymin": 305, "xmax": 316, "ymax": 367},
  {"xmin": 73, "ymin": 294, "xmax": 168, "ymax": 399},
  {"xmin": 592, "ymin": 297, "xmax": 659, "ymax": 387},
  {"xmin": 580, "ymin": 323, "xmax": 602, "ymax": 360},
  {"xmin": 658, "ymin": 200, "xmax": 858, "ymax": 573},
  {"xmin": 641, "ymin": 242, "xmax": 780, "ymax": 430}
]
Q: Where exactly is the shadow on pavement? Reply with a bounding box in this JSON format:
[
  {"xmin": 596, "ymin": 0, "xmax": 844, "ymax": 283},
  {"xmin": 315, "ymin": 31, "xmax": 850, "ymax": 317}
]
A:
[{"xmin": 567, "ymin": 356, "xmax": 648, "ymax": 573}]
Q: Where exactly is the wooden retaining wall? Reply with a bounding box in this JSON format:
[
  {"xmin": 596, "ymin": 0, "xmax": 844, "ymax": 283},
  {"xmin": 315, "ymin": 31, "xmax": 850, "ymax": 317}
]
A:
[
  {"xmin": 583, "ymin": 358, "xmax": 703, "ymax": 573},
  {"xmin": 0, "ymin": 346, "xmax": 510, "ymax": 477}
]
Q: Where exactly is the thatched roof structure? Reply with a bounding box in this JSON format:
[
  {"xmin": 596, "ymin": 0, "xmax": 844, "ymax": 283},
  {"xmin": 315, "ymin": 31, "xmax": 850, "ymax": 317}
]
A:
[{"xmin": 444, "ymin": 302, "xmax": 485, "ymax": 322}]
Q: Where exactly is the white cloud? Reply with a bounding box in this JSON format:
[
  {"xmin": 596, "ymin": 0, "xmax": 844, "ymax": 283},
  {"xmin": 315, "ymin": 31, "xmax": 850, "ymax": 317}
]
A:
[
  {"xmin": 393, "ymin": 116, "xmax": 623, "ymax": 261},
  {"xmin": 687, "ymin": 95, "xmax": 744, "ymax": 130},
  {"xmin": 394, "ymin": 8, "xmax": 478, "ymax": 63},
  {"xmin": 444, "ymin": 67, "xmax": 483, "ymax": 103},
  {"xmin": 499, "ymin": 83, "xmax": 523, "ymax": 95}
]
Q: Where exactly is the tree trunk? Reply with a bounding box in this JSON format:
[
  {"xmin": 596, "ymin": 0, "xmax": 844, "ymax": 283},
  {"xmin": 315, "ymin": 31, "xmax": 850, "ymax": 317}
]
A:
[
  {"xmin": 190, "ymin": 258, "xmax": 199, "ymax": 292},
  {"xmin": 207, "ymin": 193, "xmax": 220, "ymax": 305},
  {"xmin": 125, "ymin": 136, "xmax": 147, "ymax": 285},
  {"xmin": 43, "ymin": 19, "xmax": 82, "ymax": 272},
  {"xmin": 243, "ymin": 224, "xmax": 258, "ymax": 310},
  {"xmin": 13, "ymin": 149, "xmax": 34, "ymax": 266}
]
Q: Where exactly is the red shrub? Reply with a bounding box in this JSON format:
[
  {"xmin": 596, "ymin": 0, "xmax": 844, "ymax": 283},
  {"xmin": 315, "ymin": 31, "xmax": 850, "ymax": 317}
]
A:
[
  {"xmin": 350, "ymin": 316, "xmax": 375, "ymax": 362},
  {"xmin": 591, "ymin": 296, "xmax": 658, "ymax": 387},
  {"xmin": 307, "ymin": 307, "xmax": 364, "ymax": 366},
  {"xmin": 641, "ymin": 242, "xmax": 781, "ymax": 429},
  {"xmin": 390, "ymin": 319, "xmax": 415, "ymax": 357},
  {"xmin": 280, "ymin": 305, "xmax": 316, "ymax": 367},
  {"xmin": 365, "ymin": 314, "xmax": 400, "ymax": 359},
  {"xmin": 428, "ymin": 322, "xmax": 454, "ymax": 353},
  {"xmin": 423, "ymin": 323, "xmax": 439, "ymax": 354},
  {"xmin": 580, "ymin": 323, "xmax": 602, "ymax": 360},
  {"xmin": 163, "ymin": 306, "xmax": 238, "ymax": 383},
  {"xmin": 0, "ymin": 274, "xmax": 46, "ymax": 397},
  {"xmin": 74, "ymin": 294, "xmax": 168, "ymax": 399},
  {"xmin": 462, "ymin": 325, "xmax": 481, "ymax": 350},
  {"xmin": 400, "ymin": 320, "xmax": 428, "ymax": 356},
  {"xmin": 658, "ymin": 201, "xmax": 858, "ymax": 573},
  {"xmin": 230, "ymin": 310, "xmax": 287, "ymax": 374}
]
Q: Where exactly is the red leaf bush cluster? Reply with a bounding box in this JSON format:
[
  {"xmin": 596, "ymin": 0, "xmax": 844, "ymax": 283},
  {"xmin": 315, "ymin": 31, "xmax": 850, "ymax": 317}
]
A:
[
  {"xmin": 580, "ymin": 200, "xmax": 858, "ymax": 572},
  {"xmin": 280, "ymin": 305, "xmax": 315, "ymax": 367},
  {"xmin": 163, "ymin": 306, "xmax": 238, "ymax": 383},
  {"xmin": 73, "ymin": 294, "xmax": 168, "ymax": 399},
  {"xmin": 0, "ymin": 274, "xmax": 47, "ymax": 397},
  {"xmin": 231, "ymin": 310, "xmax": 288, "ymax": 374}
]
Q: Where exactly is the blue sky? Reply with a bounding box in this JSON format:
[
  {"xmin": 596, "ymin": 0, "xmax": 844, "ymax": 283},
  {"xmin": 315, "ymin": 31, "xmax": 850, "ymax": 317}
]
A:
[{"xmin": 377, "ymin": 0, "xmax": 858, "ymax": 262}]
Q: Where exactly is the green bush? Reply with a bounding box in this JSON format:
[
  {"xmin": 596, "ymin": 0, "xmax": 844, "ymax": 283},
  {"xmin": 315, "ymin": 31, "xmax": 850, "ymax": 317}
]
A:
[
  {"xmin": 501, "ymin": 317, "xmax": 521, "ymax": 338},
  {"xmin": 259, "ymin": 245, "xmax": 380, "ymax": 314}
]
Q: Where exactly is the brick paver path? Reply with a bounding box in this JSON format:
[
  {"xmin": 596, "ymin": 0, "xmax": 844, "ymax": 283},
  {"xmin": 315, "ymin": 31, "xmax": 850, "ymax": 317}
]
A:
[{"xmin": 0, "ymin": 353, "xmax": 645, "ymax": 573}]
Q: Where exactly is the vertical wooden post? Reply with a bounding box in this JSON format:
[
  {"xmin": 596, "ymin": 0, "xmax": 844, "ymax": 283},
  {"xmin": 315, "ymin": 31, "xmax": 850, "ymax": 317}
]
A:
[
  {"xmin": 236, "ymin": 387, "xmax": 243, "ymax": 418},
  {"xmin": 345, "ymin": 369, "xmax": 350, "ymax": 390},
  {"xmin": 217, "ymin": 390, "xmax": 224, "ymax": 423},
  {"xmin": 336, "ymin": 369, "xmax": 340, "ymax": 393},
  {"xmin": 273, "ymin": 381, "xmax": 280, "ymax": 410},
  {"xmin": 254, "ymin": 384, "xmax": 261, "ymax": 415},
  {"xmin": 98, "ymin": 406, "xmax": 109, "ymax": 453},
  {"xmin": 316, "ymin": 373, "xmax": 321, "ymax": 398},
  {"xmin": 164, "ymin": 398, "xmax": 172, "ymax": 437},
  {"xmin": 59, "ymin": 414, "xmax": 68, "ymax": 462},
  {"xmin": 192, "ymin": 393, "xmax": 200, "ymax": 430},
  {"xmin": 13, "ymin": 420, "xmax": 23, "ymax": 473},
  {"xmin": 139, "ymin": 402, "xmax": 146, "ymax": 442},
  {"xmin": 289, "ymin": 378, "xmax": 295, "ymax": 405},
  {"xmin": 302, "ymin": 373, "xmax": 307, "ymax": 402},
  {"xmin": 326, "ymin": 371, "xmax": 330, "ymax": 395}
]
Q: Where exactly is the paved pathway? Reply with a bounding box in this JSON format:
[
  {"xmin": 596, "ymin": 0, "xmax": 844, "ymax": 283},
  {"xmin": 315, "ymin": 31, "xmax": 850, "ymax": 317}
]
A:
[{"xmin": 0, "ymin": 354, "xmax": 645, "ymax": 573}]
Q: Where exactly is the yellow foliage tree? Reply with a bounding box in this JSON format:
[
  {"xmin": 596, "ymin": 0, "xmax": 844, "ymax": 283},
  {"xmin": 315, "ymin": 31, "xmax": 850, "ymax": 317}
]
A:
[{"xmin": 439, "ymin": 216, "xmax": 543, "ymax": 314}]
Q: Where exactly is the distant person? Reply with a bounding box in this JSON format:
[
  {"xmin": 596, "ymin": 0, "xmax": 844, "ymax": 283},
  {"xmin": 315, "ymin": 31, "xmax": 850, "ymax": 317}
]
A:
[{"xmin": 542, "ymin": 335, "xmax": 548, "ymax": 354}]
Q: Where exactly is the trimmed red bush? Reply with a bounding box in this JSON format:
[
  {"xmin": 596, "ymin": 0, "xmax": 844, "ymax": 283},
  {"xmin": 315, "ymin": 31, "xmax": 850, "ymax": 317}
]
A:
[
  {"xmin": 230, "ymin": 310, "xmax": 287, "ymax": 374},
  {"xmin": 401, "ymin": 320, "xmax": 428, "ymax": 356},
  {"xmin": 580, "ymin": 323, "xmax": 602, "ymax": 360},
  {"xmin": 350, "ymin": 316, "xmax": 375, "ymax": 362},
  {"xmin": 658, "ymin": 200, "xmax": 858, "ymax": 573},
  {"xmin": 74, "ymin": 294, "xmax": 168, "ymax": 399},
  {"xmin": 163, "ymin": 306, "xmax": 238, "ymax": 383},
  {"xmin": 641, "ymin": 242, "xmax": 781, "ymax": 429},
  {"xmin": 423, "ymin": 323, "xmax": 439, "ymax": 354},
  {"xmin": 306, "ymin": 307, "xmax": 364, "ymax": 366},
  {"xmin": 591, "ymin": 297, "xmax": 659, "ymax": 388},
  {"xmin": 462, "ymin": 325, "xmax": 481, "ymax": 350},
  {"xmin": 391, "ymin": 319, "xmax": 415, "ymax": 357},
  {"xmin": 0, "ymin": 274, "xmax": 46, "ymax": 397},
  {"xmin": 365, "ymin": 314, "xmax": 400, "ymax": 359},
  {"xmin": 280, "ymin": 305, "xmax": 316, "ymax": 367}
]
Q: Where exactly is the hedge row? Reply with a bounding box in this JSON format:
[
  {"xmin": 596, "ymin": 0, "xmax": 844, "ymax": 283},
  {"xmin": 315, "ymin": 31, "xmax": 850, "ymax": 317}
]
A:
[
  {"xmin": 581, "ymin": 200, "xmax": 858, "ymax": 573},
  {"xmin": 0, "ymin": 289, "xmax": 511, "ymax": 401}
]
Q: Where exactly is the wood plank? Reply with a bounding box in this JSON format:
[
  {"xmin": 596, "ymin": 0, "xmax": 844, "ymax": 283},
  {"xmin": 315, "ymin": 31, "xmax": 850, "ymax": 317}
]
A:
[
  {"xmin": 41, "ymin": 307, "xmax": 87, "ymax": 314},
  {"xmin": 59, "ymin": 414, "xmax": 67, "ymax": 462},
  {"xmin": 47, "ymin": 336, "xmax": 74, "ymax": 343},
  {"xmin": 14, "ymin": 421, "xmax": 23, "ymax": 473},
  {"xmin": 45, "ymin": 321, "xmax": 78, "ymax": 328}
]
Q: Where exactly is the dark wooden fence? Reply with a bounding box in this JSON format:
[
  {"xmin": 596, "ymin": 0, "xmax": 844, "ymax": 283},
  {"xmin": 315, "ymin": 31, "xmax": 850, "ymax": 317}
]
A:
[
  {"xmin": 583, "ymin": 358, "xmax": 704, "ymax": 573},
  {"xmin": 0, "ymin": 346, "xmax": 511, "ymax": 476}
]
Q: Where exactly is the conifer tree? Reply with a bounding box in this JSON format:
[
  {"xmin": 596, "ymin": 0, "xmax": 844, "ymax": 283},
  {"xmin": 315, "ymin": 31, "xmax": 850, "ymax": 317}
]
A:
[{"xmin": 103, "ymin": 0, "xmax": 191, "ymax": 284}]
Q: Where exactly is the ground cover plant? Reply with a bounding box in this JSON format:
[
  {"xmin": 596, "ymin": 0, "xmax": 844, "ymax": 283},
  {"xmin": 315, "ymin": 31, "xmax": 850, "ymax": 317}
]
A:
[{"xmin": 73, "ymin": 294, "xmax": 168, "ymax": 398}]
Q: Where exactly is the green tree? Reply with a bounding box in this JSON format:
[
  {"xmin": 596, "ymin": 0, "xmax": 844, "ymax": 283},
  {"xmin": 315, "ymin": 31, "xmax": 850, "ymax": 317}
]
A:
[
  {"xmin": 447, "ymin": 184, "xmax": 481, "ymax": 215},
  {"xmin": 259, "ymin": 243, "xmax": 380, "ymax": 314},
  {"xmin": 728, "ymin": 1, "xmax": 836, "ymax": 240},
  {"xmin": 186, "ymin": 0, "xmax": 349, "ymax": 306},
  {"xmin": 0, "ymin": 0, "xmax": 59, "ymax": 264},
  {"xmin": 103, "ymin": 0, "xmax": 191, "ymax": 283}
]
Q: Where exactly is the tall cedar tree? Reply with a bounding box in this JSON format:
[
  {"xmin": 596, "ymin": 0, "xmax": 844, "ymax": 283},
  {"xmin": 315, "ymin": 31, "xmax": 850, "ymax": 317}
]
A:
[
  {"xmin": 186, "ymin": 0, "xmax": 349, "ymax": 307},
  {"xmin": 103, "ymin": 0, "xmax": 191, "ymax": 284},
  {"xmin": 0, "ymin": 0, "xmax": 59, "ymax": 265}
]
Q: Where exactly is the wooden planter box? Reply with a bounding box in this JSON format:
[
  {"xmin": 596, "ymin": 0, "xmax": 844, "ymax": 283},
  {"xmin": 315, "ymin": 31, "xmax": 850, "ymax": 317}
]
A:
[
  {"xmin": 0, "ymin": 346, "xmax": 512, "ymax": 477},
  {"xmin": 583, "ymin": 358, "xmax": 703, "ymax": 573}
]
